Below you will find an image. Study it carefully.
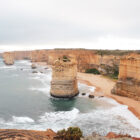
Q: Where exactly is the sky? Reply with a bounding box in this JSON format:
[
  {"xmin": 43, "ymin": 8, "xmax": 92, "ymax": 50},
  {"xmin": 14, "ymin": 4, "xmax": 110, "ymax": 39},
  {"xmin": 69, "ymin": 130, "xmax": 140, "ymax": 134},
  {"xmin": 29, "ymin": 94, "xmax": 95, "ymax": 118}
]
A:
[{"xmin": 0, "ymin": 0, "xmax": 140, "ymax": 51}]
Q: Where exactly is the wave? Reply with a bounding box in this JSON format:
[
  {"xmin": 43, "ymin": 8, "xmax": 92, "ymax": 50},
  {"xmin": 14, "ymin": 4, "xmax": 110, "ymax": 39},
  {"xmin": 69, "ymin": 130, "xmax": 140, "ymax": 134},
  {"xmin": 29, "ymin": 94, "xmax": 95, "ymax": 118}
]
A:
[
  {"xmin": 0, "ymin": 108, "xmax": 79, "ymax": 131},
  {"xmin": 38, "ymin": 108, "xmax": 80, "ymax": 131},
  {"xmin": 15, "ymin": 60, "xmax": 31, "ymax": 65},
  {"xmin": 29, "ymin": 70, "xmax": 52, "ymax": 95},
  {"xmin": 0, "ymin": 105, "xmax": 140, "ymax": 137},
  {"xmin": 0, "ymin": 65, "xmax": 17, "ymax": 70},
  {"xmin": 11, "ymin": 116, "xmax": 35, "ymax": 124},
  {"xmin": 0, "ymin": 116, "xmax": 35, "ymax": 129}
]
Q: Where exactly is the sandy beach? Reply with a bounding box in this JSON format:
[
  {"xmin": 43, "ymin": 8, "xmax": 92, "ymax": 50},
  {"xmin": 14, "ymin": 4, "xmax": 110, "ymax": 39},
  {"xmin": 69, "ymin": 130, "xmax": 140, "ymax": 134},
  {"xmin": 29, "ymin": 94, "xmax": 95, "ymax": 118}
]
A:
[{"xmin": 78, "ymin": 73, "xmax": 140, "ymax": 120}]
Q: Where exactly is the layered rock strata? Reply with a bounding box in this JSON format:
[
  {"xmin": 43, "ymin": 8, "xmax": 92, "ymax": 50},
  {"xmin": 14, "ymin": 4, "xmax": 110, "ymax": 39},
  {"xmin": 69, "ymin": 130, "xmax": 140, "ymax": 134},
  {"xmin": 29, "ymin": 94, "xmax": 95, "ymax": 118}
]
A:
[
  {"xmin": 2, "ymin": 49, "xmax": 129, "ymax": 76},
  {"xmin": 31, "ymin": 49, "xmax": 122, "ymax": 75},
  {"xmin": 112, "ymin": 54, "xmax": 140, "ymax": 101},
  {"xmin": 50, "ymin": 56, "xmax": 79, "ymax": 98},
  {"xmin": 0, "ymin": 129, "xmax": 56, "ymax": 140}
]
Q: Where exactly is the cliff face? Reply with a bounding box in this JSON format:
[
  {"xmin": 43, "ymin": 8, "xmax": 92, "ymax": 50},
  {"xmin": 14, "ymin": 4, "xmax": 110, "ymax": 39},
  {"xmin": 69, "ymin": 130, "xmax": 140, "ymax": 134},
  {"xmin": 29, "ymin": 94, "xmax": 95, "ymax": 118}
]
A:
[
  {"xmin": 50, "ymin": 56, "xmax": 79, "ymax": 98},
  {"xmin": 2, "ymin": 49, "xmax": 123, "ymax": 77},
  {"xmin": 13, "ymin": 51, "xmax": 31, "ymax": 60},
  {"xmin": 3, "ymin": 52, "xmax": 14, "ymax": 65},
  {"xmin": 112, "ymin": 54, "xmax": 140, "ymax": 101},
  {"xmin": 31, "ymin": 50, "xmax": 48, "ymax": 62},
  {"xmin": 2, "ymin": 51, "xmax": 31, "ymax": 63},
  {"xmin": 31, "ymin": 49, "xmax": 121, "ymax": 75}
]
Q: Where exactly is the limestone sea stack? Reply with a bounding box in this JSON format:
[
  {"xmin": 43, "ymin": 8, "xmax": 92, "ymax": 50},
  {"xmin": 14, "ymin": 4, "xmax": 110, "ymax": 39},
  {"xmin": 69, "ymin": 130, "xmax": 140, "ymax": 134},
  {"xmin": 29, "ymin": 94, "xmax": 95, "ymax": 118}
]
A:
[
  {"xmin": 50, "ymin": 56, "xmax": 79, "ymax": 98},
  {"xmin": 3, "ymin": 52, "xmax": 14, "ymax": 65},
  {"xmin": 112, "ymin": 53, "xmax": 140, "ymax": 101}
]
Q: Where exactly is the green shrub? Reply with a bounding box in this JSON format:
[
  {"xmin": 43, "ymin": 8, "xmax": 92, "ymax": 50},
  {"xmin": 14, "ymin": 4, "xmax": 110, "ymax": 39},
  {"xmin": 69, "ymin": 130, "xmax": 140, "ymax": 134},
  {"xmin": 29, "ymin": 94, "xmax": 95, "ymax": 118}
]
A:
[
  {"xmin": 85, "ymin": 68, "xmax": 100, "ymax": 75},
  {"xmin": 56, "ymin": 127, "xmax": 83, "ymax": 140},
  {"xmin": 108, "ymin": 68, "xmax": 119, "ymax": 79},
  {"xmin": 63, "ymin": 56, "xmax": 70, "ymax": 62}
]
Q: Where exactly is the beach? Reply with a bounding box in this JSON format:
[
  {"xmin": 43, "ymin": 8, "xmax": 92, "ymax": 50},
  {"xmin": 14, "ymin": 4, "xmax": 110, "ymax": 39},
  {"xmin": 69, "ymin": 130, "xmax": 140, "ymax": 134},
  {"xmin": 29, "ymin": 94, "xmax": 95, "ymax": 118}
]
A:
[{"xmin": 78, "ymin": 73, "xmax": 140, "ymax": 120}]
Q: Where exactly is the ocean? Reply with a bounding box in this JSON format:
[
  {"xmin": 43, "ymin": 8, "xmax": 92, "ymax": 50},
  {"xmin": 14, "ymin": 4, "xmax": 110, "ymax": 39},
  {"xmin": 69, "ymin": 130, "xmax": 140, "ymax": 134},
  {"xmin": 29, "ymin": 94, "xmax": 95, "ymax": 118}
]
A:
[{"xmin": 0, "ymin": 58, "xmax": 140, "ymax": 137}]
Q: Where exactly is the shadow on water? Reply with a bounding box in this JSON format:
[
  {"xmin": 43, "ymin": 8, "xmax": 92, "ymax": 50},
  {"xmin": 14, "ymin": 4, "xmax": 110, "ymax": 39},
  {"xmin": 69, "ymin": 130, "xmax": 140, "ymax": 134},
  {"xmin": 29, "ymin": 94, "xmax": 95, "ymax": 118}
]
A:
[{"xmin": 49, "ymin": 97, "xmax": 76, "ymax": 111}]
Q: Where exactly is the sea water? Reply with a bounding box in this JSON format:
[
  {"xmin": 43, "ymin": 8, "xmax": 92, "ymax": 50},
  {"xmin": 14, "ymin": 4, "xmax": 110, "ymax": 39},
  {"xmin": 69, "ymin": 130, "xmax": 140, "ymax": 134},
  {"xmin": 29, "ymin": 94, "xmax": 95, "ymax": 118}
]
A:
[{"xmin": 0, "ymin": 58, "xmax": 140, "ymax": 137}]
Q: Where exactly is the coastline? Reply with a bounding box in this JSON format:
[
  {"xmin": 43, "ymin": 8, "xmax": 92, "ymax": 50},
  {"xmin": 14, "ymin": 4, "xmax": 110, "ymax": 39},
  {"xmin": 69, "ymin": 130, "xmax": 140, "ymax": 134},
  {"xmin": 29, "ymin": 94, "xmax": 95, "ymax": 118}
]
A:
[{"xmin": 78, "ymin": 72, "xmax": 140, "ymax": 120}]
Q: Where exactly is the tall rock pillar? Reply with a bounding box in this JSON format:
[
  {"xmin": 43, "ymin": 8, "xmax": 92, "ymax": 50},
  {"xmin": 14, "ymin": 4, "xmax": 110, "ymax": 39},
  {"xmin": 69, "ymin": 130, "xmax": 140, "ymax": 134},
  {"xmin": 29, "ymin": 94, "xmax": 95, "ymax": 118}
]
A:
[{"xmin": 50, "ymin": 56, "xmax": 79, "ymax": 98}]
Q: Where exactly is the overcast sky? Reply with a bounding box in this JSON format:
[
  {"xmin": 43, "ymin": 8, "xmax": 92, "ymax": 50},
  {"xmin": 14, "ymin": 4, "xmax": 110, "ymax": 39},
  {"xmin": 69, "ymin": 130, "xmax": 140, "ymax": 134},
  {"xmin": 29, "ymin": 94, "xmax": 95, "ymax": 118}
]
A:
[{"xmin": 0, "ymin": 0, "xmax": 140, "ymax": 51}]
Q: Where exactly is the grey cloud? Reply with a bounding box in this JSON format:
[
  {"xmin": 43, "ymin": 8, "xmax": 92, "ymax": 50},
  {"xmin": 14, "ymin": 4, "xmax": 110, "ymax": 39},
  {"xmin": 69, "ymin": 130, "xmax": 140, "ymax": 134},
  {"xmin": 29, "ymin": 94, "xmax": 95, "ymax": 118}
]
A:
[{"xmin": 0, "ymin": 0, "xmax": 140, "ymax": 45}]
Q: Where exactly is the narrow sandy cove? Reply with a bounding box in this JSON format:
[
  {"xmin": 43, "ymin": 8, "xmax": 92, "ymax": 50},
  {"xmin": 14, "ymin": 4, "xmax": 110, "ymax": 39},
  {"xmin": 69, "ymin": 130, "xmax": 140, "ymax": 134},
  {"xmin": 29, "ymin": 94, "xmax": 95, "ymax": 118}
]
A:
[{"xmin": 78, "ymin": 72, "xmax": 140, "ymax": 120}]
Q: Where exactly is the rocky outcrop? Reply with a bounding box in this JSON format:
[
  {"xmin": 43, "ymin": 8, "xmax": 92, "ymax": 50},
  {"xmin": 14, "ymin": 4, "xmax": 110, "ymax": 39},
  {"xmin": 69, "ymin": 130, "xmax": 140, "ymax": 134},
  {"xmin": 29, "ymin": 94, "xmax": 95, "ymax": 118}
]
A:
[
  {"xmin": 112, "ymin": 54, "xmax": 140, "ymax": 101},
  {"xmin": 50, "ymin": 56, "xmax": 79, "ymax": 98},
  {"xmin": 3, "ymin": 52, "xmax": 14, "ymax": 65},
  {"xmin": 0, "ymin": 129, "xmax": 56, "ymax": 140}
]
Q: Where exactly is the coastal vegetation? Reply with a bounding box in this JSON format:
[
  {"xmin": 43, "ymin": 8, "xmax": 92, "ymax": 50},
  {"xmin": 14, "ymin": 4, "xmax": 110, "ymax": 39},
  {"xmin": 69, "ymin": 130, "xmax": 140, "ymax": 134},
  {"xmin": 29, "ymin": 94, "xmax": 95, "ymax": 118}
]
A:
[
  {"xmin": 85, "ymin": 68, "xmax": 100, "ymax": 74},
  {"xmin": 95, "ymin": 49, "xmax": 133, "ymax": 56},
  {"xmin": 56, "ymin": 127, "xmax": 83, "ymax": 140},
  {"xmin": 85, "ymin": 67, "xmax": 119, "ymax": 79}
]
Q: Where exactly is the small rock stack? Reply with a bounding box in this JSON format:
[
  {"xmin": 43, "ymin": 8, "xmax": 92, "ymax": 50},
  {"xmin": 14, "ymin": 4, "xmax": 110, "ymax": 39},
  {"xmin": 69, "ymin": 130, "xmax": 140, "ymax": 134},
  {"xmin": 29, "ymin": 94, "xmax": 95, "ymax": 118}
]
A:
[
  {"xmin": 50, "ymin": 56, "xmax": 79, "ymax": 98},
  {"xmin": 3, "ymin": 52, "xmax": 14, "ymax": 65}
]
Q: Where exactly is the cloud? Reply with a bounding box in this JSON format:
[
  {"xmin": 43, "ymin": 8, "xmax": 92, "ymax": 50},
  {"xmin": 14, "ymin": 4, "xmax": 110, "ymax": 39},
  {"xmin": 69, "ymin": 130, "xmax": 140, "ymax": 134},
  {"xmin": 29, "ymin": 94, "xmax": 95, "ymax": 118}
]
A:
[{"xmin": 0, "ymin": 0, "xmax": 140, "ymax": 49}]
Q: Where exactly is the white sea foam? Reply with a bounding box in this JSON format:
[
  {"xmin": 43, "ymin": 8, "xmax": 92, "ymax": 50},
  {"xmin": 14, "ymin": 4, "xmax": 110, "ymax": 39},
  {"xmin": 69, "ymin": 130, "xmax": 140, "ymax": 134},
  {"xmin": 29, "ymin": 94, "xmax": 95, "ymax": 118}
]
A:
[
  {"xmin": 78, "ymin": 83, "xmax": 95, "ymax": 97},
  {"xmin": 0, "ymin": 104, "xmax": 140, "ymax": 137},
  {"xmin": 0, "ymin": 65, "xmax": 17, "ymax": 70},
  {"xmin": 38, "ymin": 108, "xmax": 80, "ymax": 131},
  {"xmin": 16, "ymin": 60, "xmax": 31, "ymax": 65},
  {"xmin": 11, "ymin": 116, "xmax": 35, "ymax": 123},
  {"xmin": 29, "ymin": 69, "xmax": 52, "ymax": 95}
]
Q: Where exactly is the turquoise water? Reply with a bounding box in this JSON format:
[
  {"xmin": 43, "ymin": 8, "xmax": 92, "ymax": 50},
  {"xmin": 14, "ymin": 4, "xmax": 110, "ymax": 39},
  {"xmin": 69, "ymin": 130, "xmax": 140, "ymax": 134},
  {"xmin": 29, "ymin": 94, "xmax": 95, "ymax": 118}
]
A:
[{"xmin": 0, "ymin": 58, "xmax": 140, "ymax": 137}]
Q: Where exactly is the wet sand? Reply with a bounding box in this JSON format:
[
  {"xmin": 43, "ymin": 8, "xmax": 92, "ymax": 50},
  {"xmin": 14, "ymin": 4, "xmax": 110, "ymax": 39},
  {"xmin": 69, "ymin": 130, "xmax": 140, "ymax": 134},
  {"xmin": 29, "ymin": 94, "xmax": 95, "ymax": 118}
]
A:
[{"xmin": 78, "ymin": 73, "xmax": 140, "ymax": 120}]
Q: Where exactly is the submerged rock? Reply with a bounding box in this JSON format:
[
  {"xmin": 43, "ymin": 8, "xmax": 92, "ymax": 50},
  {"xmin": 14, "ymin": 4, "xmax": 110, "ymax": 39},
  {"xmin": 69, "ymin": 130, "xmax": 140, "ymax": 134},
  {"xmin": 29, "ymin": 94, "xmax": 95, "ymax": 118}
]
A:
[
  {"xmin": 99, "ymin": 96, "xmax": 104, "ymax": 98},
  {"xmin": 88, "ymin": 94, "xmax": 94, "ymax": 98},
  {"xmin": 40, "ymin": 70, "xmax": 43, "ymax": 73},
  {"xmin": 32, "ymin": 71, "xmax": 38, "ymax": 73},
  {"xmin": 31, "ymin": 63, "xmax": 37, "ymax": 69},
  {"xmin": 82, "ymin": 93, "xmax": 86, "ymax": 96}
]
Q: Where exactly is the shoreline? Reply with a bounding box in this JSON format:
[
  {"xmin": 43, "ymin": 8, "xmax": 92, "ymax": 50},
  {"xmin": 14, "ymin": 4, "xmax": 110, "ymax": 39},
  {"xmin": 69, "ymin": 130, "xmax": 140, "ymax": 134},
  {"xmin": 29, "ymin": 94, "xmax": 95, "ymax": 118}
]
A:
[{"xmin": 78, "ymin": 72, "xmax": 140, "ymax": 120}]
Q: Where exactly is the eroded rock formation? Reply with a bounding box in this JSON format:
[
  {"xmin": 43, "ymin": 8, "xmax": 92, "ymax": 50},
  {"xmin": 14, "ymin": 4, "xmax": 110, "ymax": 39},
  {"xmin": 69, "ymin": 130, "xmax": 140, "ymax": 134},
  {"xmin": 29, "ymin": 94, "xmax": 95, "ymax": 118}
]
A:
[
  {"xmin": 50, "ymin": 56, "xmax": 79, "ymax": 98},
  {"xmin": 2, "ymin": 49, "xmax": 130, "ymax": 77},
  {"xmin": 112, "ymin": 54, "xmax": 140, "ymax": 101},
  {"xmin": 2, "ymin": 51, "xmax": 31, "ymax": 65},
  {"xmin": 31, "ymin": 49, "xmax": 122, "ymax": 75},
  {"xmin": 3, "ymin": 52, "xmax": 14, "ymax": 65}
]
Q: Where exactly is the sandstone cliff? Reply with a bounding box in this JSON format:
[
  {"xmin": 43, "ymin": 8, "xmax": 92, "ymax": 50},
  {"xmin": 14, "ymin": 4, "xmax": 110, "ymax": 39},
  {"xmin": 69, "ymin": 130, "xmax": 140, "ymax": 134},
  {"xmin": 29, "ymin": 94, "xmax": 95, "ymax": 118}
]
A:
[
  {"xmin": 50, "ymin": 56, "xmax": 79, "ymax": 98},
  {"xmin": 3, "ymin": 51, "xmax": 31, "ymax": 62},
  {"xmin": 112, "ymin": 54, "xmax": 140, "ymax": 101},
  {"xmin": 31, "ymin": 49, "xmax": 123, "ymax": 75},
  {"xmin": 2, "ymin": 49, "xmax": 130, "ymax": 77}
]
